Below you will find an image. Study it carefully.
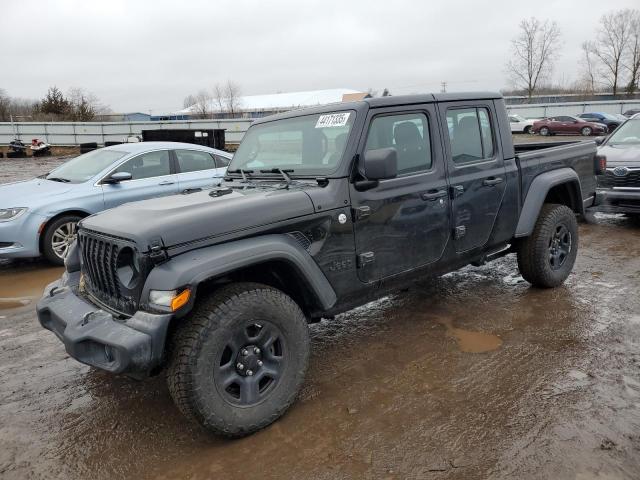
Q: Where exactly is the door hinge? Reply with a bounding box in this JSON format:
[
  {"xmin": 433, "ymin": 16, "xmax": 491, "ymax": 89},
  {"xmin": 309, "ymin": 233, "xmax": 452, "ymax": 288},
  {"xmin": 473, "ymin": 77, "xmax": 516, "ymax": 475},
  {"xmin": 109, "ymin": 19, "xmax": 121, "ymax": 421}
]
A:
[
  {"xmin": 454, "ymin": 226, "xmax": 466, "ymax": 239},
  {"xmin": 450, "ymin": 185, "xmax": 464, "ymax": 198},
  {"xmin": 149, "ymin": 237, "xmax": 167, "ymax": 262},
  {"xmin": 357, "ymin": 251, "xmax": 375, "ymax": 268},
  {"xmin": 352, "ymin": 206, "xmax": 371, "ymax": 221}
]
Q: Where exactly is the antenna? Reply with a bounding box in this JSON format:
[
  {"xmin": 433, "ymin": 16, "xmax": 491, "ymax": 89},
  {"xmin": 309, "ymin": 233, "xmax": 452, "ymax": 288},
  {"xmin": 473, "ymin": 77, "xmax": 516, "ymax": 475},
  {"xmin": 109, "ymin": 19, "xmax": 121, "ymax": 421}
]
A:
[{"xmin": 440, "ymin": 81, "xmax": 447, "ymax": 93}]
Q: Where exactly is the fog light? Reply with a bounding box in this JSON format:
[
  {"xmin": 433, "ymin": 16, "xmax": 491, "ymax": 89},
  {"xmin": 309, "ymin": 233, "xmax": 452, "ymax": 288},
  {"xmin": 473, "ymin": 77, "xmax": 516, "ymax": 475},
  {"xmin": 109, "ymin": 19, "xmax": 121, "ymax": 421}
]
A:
[{"xmin": 149, "ymin": 289, "xmax": 191, "ymax": 311}]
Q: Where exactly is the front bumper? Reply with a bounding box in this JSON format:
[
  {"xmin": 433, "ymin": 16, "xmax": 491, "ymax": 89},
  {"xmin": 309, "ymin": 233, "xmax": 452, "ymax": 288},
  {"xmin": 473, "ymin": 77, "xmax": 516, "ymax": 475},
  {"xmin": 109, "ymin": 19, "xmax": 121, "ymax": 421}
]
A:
[
  {"xmin": 591, "ymin": 189, "xmax": 640, "ymax": 214},
  {"xmin": 0, "ymin": 211, "xmax": 46, "ymax": 258},
  {"xmin": 36, "ymin": 271, "xmax": 172, "ymax": 377}
]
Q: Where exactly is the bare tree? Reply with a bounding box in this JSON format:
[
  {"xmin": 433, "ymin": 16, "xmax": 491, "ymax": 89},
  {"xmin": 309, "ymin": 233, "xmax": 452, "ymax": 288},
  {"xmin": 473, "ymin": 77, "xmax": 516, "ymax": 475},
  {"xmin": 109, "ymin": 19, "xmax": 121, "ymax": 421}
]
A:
[
  {"xmin": 506, "ymin": 17, "xmax": 561, "ymax": 101},
  {"xmin": 590, "ymin": 10, "xmax": 633, "ymax": 96},
  {"xmin": 212, "ymin": 81, "xmax": 242, "ymax": 117},
  {"xmin": 579, "ymin": 41, "xmax": 598, "ymax": 94},
  {"xmin": 224, "ymin": 81, "xmax": 242, "ymax": 116},
  {"xmin": 183, "ymin": 94, "xmax": 197, "ymax": 109},
  {"xmin": 625, "ymin": 10, "xmax": 640, "ymax": 94},
  {"xmin": 188, "ymin": 89, "xmax": 213, "ymax": 118},
  {"xmin": 67, "ymin": 87, "xmax": 107, "ymax": 121}
]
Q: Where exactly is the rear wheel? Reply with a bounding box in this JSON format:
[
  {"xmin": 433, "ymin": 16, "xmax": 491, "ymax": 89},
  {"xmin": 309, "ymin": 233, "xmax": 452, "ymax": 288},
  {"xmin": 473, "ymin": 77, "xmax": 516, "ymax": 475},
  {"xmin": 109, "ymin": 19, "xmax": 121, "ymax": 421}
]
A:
[
  {"xmin": 167, "ymin": 282, "xmax": 310, "ymax": 437},
  {"xmin": 42, "ymin": 215, "xmax": 82, "ymax": 265},
  {"xmin": 608, "ymin": 124, "xmax": 619, "ymax": 133},
  {"xmin": 516, "ymin": 204, "xmax": 578, "ymax": 288},
  {"xmin": 539, "ymin": 126, "xmax": 550, "ymax": 136},
  {"xmin": 581, "ymin": 126, "xmax": 592, "ymax": 136}
]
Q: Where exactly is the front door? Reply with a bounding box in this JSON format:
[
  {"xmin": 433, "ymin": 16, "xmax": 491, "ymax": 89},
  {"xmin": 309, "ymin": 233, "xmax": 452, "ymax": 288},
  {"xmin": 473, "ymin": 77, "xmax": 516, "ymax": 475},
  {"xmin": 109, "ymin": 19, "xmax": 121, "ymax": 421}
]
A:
[
  {"xmin": 439, "ymin": 103, "xmax": 507, "ymax": 253},
  {"xmin": 351, "ymin": 106, "xmax": 451, "ymax": 283},
  {"xmin": 102, "ymin": 149, "xmax": 180, "ymax": 208}
]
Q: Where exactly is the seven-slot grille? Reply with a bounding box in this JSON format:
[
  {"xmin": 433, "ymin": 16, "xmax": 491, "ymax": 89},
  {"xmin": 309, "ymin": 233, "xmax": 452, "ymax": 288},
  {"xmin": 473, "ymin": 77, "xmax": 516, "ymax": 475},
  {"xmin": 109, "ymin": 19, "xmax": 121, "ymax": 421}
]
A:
[
  {"xmin": 78, "ymin": 229, "xmax": 137, "ymax": 315},
  {"xmin": 599, "ymin": 169, "xmax": 640, "ymax": 189}
]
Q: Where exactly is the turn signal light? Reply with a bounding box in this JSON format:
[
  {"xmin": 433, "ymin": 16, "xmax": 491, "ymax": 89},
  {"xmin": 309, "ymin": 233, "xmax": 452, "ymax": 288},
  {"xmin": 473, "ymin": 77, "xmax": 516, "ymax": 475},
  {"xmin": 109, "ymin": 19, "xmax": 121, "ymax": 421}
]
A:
[
  {"xmin": 170, "ymin": 289, "xmax": 191, "ymax": 311},
  {"xmin": 595, "ymin": 154, "xmax": 607, "ymax": 175}
]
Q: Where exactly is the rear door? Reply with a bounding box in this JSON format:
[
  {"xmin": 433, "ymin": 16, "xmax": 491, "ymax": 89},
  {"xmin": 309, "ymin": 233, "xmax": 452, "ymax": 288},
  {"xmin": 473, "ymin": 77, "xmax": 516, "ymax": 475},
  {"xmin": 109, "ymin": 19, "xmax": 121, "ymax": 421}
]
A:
[
  {"xmin": 350, "ymin": 105, "xmax": 451, "ymax": 283},
  {"xmin": 439, "ymin": 102, "xmax": 507, "ymax": 253},
  {"xmin": 102, "ymin": 149, "xmax": 180, "ymax": 208},
  {"xmin": 173, "ymin": 149, "xmax": 226, "ymax": 192}
]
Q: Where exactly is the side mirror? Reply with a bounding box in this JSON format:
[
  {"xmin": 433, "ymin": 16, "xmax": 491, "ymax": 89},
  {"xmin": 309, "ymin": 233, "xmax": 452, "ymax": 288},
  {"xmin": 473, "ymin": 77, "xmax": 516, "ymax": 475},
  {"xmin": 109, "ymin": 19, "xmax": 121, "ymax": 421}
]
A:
[
  {"xmin": 594, "ymin": 136, "xmax": 606, "ymax": 146},
  {"xmin": 104, "ymin": 171, "xmax": 132, "ymax": 184},
  {"xmin": 362, "ymin": 148, "xmax": 398, "ymax": 180}
]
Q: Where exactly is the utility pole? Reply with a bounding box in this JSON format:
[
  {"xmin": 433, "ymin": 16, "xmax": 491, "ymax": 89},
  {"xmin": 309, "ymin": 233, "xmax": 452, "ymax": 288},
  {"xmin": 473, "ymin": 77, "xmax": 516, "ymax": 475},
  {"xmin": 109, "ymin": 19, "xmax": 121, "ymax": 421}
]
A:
[{"xmin": 440, "ymin": 81, "xmax": 447, "ymax": 93}]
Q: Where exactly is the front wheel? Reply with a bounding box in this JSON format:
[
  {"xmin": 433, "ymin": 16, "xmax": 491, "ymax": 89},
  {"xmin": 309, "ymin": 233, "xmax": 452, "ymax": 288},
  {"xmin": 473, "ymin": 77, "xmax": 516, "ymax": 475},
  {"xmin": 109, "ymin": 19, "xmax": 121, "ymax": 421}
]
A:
[
  {"xmin": 167, "ymin": 282, "xmax": 310, "ymax": 437},
  {"xmin": 516, "ymin": 204, "xmax": 578, "ymax": 288},
  {"xmin": 581, "ymin": 126, "xmax": 592, "ymax": 136},
  {"xmin": 523, "ymin": 125, "xmax": 532, "ymax": 135},
  {"xmin": 42, "ymin": 215, "xmax": 82, "ymax": 265},
  {"xmin": 539, "ymin": 126, "xmax": 550, "ymax": 136}
]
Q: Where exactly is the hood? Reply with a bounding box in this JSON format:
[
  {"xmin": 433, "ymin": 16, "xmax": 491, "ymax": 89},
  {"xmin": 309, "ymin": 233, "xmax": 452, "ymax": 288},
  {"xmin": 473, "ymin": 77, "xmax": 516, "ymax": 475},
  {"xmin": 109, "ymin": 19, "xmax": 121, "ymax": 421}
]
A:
[
  {"xmin": 599, "ymin": 144, "xmax": 640, "ymax": 167},
  {"xmin": 80, "ymin": 185, "xmax": 316, "ymax": 250},
  {"xmin": 0, "ymin": 178, "xmax": 74, "ymax": 209}
]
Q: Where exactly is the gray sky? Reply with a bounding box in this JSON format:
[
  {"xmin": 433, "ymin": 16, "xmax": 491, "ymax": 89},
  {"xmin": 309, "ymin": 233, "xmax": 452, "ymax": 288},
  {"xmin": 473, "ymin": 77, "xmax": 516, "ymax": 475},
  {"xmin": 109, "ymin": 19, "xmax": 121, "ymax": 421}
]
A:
[{"xmin": 2, "ymin": 0, "xmax": 638, "ymax": 113}]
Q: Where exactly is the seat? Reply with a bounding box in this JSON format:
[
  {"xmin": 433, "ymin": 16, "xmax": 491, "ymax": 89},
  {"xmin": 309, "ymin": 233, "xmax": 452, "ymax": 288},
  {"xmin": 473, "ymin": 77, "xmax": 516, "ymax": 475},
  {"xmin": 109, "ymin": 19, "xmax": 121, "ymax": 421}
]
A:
[
  {"xmin": 452, "ymin": 116, "xmax": 482, "ymax": 161},
  {"xmin": 393, "ymin": 122, "xmax": 425, "ymax": 173}
]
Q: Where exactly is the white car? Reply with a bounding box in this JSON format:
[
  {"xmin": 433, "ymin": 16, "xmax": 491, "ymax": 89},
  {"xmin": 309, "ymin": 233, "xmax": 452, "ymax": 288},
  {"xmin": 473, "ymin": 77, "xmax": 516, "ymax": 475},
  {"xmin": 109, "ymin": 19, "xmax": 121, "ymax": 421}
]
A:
[{"xmin": 508, "ymin": 114, "xmax": 536, "ymax": 134}]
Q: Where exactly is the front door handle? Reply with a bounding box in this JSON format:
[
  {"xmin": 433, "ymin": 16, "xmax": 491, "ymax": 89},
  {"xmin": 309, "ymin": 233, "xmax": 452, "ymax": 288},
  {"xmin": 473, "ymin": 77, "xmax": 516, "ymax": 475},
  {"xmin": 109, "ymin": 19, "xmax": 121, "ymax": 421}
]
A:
[
  {"xmin": 421, "ymin": 190, "xmax": 447, "ymax": 201},
  {"xmin": 482, "ymin": 177, "xmax": 504, "ymax": 187},
  {"xmin": 158, "ymin": 181, "xmax": 174, "ymax": 186}
]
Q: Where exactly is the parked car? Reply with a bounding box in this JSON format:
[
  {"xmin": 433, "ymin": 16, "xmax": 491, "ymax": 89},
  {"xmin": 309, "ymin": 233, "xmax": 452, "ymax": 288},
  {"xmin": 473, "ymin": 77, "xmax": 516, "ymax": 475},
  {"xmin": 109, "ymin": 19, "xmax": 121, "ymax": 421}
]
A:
[
  {"xmin": 623, "ymin": 108, "xmax": 640, "ymax": 118},
  {"xmin": 508, "ymin": 113, "xmax": 536, "ymax": 134},
  {"xmin": 0, "ymin": 142, "xmax": 231, "ymax": 265},
  {"xmin": 38, "ymin": 92, "xmax": 599, "ymax": 437},
  {"xmin": 577, "ymin": 112, "xmax": 622, "ymax": 133},
  {"xmin": 592, "ymin": 116, "xmax": 640, "ymax": 217},
  {"xmin": 532, "ymin": 115, "xmax": 608, "ymax": 136}
]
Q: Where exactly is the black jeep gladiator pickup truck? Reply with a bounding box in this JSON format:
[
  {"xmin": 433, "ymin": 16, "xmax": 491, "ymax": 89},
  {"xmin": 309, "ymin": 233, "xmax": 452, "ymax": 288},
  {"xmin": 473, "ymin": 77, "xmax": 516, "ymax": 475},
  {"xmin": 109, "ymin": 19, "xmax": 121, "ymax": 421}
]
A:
[{"xmin": 37, "ymin": 92, "xmax": 600, "ymax": 436}]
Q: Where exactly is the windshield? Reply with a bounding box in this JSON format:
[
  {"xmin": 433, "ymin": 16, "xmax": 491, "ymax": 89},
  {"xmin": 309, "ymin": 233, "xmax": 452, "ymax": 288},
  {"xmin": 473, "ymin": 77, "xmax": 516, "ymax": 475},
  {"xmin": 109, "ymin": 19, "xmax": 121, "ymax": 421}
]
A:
[
  {"xmin": 229, "ymin": 111, "xmax": 355, "ymax": 176},
  {"xmin": 45, "ymin": 149, "xmax": 129, "ymax": 183},
  {"xmin": 607, "ymin": 119, "xmax": 640, "ymax": 145}
]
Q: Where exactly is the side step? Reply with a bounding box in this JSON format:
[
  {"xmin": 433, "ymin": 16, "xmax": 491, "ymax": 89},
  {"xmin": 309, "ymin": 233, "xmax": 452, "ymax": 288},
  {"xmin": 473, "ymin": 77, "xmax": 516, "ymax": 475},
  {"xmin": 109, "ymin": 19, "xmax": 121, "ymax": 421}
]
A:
[{"xmin": 470, "ymin": 245, "xmax": 515, "ymax": 267}]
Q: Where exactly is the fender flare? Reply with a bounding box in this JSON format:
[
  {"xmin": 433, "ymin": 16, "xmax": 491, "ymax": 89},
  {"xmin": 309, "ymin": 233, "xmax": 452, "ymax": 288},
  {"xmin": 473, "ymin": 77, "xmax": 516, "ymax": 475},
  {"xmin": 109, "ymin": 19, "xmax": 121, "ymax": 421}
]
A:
[
  {"xmin": 141, "ymin": 234, "xmax": 337, "ymax": 311},
  {"xmin": 515, "ymin": 168, "xmax": 583, "ymax": 238}
]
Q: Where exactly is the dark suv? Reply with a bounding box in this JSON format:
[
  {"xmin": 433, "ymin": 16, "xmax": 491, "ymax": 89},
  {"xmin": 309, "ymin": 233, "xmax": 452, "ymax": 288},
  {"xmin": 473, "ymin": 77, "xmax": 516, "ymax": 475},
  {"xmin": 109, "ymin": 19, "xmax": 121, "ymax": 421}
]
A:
[
  {"xmin": 594, "ymin": 116, "xmax": 640, "ymax": 216},
  {"xmin": 37, "ymin": 92, "xmax": 599, "ymax": 437}
]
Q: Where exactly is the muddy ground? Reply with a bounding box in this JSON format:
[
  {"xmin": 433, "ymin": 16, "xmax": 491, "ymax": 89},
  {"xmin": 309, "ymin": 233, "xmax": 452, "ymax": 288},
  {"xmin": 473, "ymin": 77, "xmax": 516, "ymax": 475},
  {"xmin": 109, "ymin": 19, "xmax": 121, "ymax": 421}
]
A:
[{"xmin": 1, "ymin": 144, "xmax": 640, "ymax": 479}]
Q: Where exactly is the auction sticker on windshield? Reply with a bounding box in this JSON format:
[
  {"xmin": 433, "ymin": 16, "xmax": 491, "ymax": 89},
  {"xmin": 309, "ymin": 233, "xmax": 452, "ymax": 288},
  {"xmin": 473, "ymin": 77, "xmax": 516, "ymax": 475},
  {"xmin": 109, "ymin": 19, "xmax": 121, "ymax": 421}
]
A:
[{"xmin": 316, "ymin": 112, "xmax": 350, "ymax": 128}]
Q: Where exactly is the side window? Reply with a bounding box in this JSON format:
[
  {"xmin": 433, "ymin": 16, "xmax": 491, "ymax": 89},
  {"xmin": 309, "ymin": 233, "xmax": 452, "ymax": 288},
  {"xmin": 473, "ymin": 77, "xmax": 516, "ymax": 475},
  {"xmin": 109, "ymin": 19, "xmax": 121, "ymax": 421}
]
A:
[
  {"xmin": 114, "ymin": 150, "xmax": 170, "ymax": 180},
  {"xmin": 364, "ymin": 112, "xmax": 432, "ymax": 175},
  {"xmin": 214, "ymin": 154, "xmax": 231, "ymax": 168},
  {"xmin": 175, "ymin": 150, "xmax": 217, "ymax": 173},
  {"xmin": 446, "ymin": 107, "xmax": 495, "ymax": 164}
]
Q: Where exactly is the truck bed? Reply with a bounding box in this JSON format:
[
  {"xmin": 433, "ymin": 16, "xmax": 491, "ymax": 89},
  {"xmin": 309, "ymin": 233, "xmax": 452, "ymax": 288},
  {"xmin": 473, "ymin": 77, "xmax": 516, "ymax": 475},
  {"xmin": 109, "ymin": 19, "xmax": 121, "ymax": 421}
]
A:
[{"xmin": 515, "ymin": 140, "xmax": 598, "ymax": 209}]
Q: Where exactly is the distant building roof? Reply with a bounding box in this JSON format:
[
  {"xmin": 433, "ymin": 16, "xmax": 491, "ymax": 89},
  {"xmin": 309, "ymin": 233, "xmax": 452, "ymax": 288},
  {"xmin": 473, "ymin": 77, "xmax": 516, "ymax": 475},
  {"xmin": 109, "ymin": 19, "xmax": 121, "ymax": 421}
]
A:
[
  {"xmin": 341, "ymin": 92, "xmax": 371, "ymax": 102},
  {"xmin": 177, "ymin": 88, "xmax": 365, "ymax": 115}
]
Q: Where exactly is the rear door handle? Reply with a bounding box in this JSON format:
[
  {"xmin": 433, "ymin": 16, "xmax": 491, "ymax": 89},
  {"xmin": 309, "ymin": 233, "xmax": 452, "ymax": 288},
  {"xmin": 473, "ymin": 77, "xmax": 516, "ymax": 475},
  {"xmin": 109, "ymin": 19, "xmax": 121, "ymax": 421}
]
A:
[
  {"xmin": 421, "ymin": 189, "xmax": 447, "ymax": 201},
  {"xmin": 158, "ymin": 181, "xmax": 174, "ymax": 186},
  {"xmin": 482, "ymin": 177, "xmax": 504, "ymax": 187}
]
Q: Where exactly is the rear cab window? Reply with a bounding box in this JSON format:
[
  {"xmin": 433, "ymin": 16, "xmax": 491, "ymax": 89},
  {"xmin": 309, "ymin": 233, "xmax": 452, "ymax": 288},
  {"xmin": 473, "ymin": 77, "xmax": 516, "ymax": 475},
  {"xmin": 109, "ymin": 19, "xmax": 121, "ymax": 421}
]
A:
[{"xmin": 446, "ymin": 107, "xmax": 495, "ymax": 164}]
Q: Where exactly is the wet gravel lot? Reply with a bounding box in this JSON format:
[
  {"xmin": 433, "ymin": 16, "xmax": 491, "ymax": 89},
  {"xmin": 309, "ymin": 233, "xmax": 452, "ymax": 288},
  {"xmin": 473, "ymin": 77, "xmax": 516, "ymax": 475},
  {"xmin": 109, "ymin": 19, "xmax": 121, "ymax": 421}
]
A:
[{"xmin": 1, "ymin": 147, "xmax": 640, "ymax": 479}]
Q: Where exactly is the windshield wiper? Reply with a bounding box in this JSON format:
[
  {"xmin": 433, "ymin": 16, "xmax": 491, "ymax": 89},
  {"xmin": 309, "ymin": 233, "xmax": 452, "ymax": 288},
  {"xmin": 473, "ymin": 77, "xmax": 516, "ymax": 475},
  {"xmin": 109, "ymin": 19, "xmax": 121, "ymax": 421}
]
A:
[
  {"xmin": 46, "ymin": 177, "xmax": 71, "ymax": 183},
  {"xmin": 227, "ymin": 168, "xmax": 254, "ymax": 182},
  {"xmin": 260, "ymin": 168, "xmax": 294, "ymax": 188}
]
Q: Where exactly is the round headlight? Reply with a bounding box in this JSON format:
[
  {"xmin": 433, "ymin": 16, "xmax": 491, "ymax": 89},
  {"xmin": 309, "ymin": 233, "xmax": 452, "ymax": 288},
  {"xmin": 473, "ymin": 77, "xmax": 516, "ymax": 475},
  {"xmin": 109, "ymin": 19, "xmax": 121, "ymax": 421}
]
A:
[{"xmin": 116, "ymin": 247, "xmax": 140, "ymax": 289}]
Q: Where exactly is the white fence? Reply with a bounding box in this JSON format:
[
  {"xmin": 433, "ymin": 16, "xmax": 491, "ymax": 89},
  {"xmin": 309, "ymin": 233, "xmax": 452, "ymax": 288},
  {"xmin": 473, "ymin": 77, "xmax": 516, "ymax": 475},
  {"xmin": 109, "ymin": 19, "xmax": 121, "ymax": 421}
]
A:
[
  {"xmin": 0, "ymin": 119, "xmax": 254, "ymax": 146},
  {"xmin": 506, "ymin": 99, "xmax": 640, "ymax": 119}
]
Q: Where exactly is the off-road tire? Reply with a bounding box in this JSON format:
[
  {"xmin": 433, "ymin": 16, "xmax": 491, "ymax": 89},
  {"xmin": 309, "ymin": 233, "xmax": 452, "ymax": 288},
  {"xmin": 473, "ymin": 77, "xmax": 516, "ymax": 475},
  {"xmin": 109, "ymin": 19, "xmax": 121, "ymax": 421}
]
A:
[
  {"xmin": 167, "ymin": 282, "xmax": 310, "ymax": 437},
  {"xmin": 42, "ymin": 214, "xmax": 82, "ymax": 265},
  {"xmin": 516, "ymin": 204, "xmax": 578, "ymax": 288}
]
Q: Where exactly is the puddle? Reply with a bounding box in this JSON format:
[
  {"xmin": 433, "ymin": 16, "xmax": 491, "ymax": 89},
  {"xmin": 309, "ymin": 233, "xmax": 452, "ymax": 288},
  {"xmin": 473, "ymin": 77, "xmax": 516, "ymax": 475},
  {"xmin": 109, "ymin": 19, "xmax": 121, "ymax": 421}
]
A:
[
  {"xmin": 437, "ymin": 317, "xmax": 503, "ymax": 353},
  {"xmin": 0, "ymin": 266, "xmax": 64, "ymax": 310}
]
